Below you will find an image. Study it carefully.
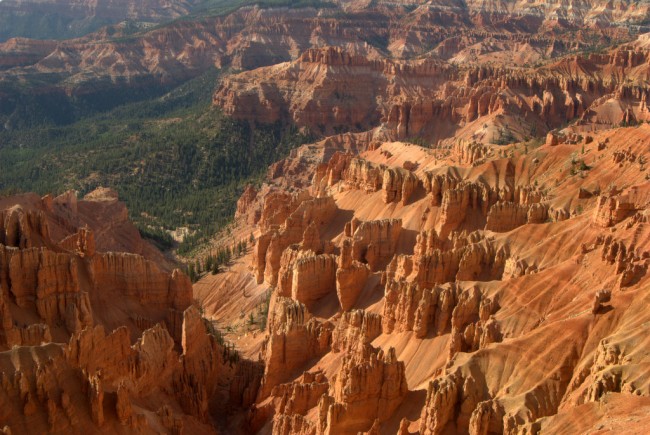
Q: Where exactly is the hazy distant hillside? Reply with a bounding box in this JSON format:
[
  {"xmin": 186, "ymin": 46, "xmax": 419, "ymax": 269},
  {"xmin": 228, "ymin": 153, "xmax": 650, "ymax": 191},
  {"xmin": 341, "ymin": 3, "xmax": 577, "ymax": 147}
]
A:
[{"xmin": 0, "ymin": 0, "xmax": 201, "ymax": 41}]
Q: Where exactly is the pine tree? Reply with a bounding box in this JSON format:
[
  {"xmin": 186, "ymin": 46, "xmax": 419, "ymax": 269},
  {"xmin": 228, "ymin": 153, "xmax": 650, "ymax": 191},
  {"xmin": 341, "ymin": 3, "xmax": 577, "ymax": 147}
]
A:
[{"xmin": 188, "ymin": 263, "xmax": 196, "ymax": 283}]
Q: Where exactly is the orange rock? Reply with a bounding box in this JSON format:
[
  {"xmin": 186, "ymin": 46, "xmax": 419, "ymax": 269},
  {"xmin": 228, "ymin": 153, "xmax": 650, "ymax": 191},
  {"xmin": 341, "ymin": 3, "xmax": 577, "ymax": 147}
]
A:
[
  {"xmin": 319, "ymin": 345, "xmax": 408, "ymax": 434},
  {"xmin": 336, "ymin": 239, "xmax": 371, "ymax": 311},
  {"xmin": 259, "ymin": 295, "xmax": 333, "ymax": 398},
  {"xmin": 331, "ymin": 310, "xmax": 382, "ymax": 353},
  {"xmin": 347, "ymin": 218, "xmax": 402, "ymax": 271},
  {"xmin": 254, "ymin": 193, "xmax": 337, "ymax": 285}
]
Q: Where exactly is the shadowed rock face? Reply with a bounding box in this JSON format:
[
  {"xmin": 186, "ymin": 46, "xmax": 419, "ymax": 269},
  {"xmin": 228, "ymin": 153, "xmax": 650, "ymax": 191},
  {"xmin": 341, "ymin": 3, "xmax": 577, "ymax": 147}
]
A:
[
  {"xmin": 0, "ymin": 0, "xmax": 200, "ymax": 41},
  {"xmin": 0, "ymin": 190, "xmax": 263, "ymax": 434}
]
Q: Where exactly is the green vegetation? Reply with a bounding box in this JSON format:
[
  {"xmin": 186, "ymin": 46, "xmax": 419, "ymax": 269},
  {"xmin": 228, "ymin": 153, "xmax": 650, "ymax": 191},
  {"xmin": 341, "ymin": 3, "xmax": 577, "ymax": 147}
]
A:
[
  {"xmin": 136, "ymin": 224, "xmax": 175, "ymax": 251},
  {"xmin": 244, "ymin": 288, "xmax": 272, "ymax": 331},
  {"xmin": 405, "ymin": 136, "xmax": 429, "ymax": 147},
  {"xmin": 491, "ymin": 125, "xmax": 516, "ymax": 146},
  {"xmin": 204, "ymin": 317, "xmax": 240, "ymax": 365},
  {"xmin": 0, "ymin": 68, "xmax": 312, "ymax": 255},
  {"xmin": 192, "ymin": 0, "xmax": 336, "ymax": 18}
]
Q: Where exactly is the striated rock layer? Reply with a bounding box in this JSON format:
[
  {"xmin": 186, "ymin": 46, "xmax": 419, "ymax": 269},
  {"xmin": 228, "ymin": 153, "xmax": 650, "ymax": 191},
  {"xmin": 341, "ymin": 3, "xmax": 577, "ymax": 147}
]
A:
[
  {"xmin": 0, "ymin": 190, "xmax": 261, "ymax": 434},
  {"xmin": 199, "ymin": 120, "xmax": 650, "ymax": 434}
]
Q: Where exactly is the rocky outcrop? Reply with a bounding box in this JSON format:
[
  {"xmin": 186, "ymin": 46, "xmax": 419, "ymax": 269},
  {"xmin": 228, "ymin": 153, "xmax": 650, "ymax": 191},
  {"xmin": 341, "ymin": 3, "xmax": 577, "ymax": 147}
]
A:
[
  {"xmin": 331, "ymin": 310, "xmax": 382, "ymax": 353},
  {"xmin": 0, "ymin": 301, "xmax": 246, "ymax": 433},
  {"xmin": 89, "ymin": 252, "xmax": 191, "ymax": 341},
  {"xmin": 382, "ymin": 281, "xmax": 500, "ymax": 355},
  {"xmin": 419, "ymin": 373, "xmax": 463, "ymax": 435},
  {"xmin": 58, "ymin": 227, "xmax": 96, "ymax": 258},
  {"xmin": 447, "ymin": 286, "xmax": 500, "ymax": 360},
  {"xmin": 253, "ymin": 193, "xmax": 337, "ymax": 286},
  {"xmin": 485, "ymin": 201, "xmax": 548, "ymax": 232},
  {"xmin": 259, "ymin": 295, "xmax": 333, "ymax": 398},
  {"xmin": 336, "ymin": 239, "xmax": 371, "ymax": 311},
  {"xmin": 276, "ymin": 248, "xmax": 338, "ymax": 308},
  {"xmin": 436, "ymin": 181, "xmax": 493, "ymax": 238},
  {"xmin": 593, "ymin": 193, "xmax": 638, "ymax": 227},
  {"xmin": 236, "ymin": 184, "xmax": 259, "ymax": 225},
  {"xmin": 215, "ymin": 37, "xmax": 650, "ymax": 144},
  {"xmin": 597, "ymin": 235, "xmax": 648, "ymax": 288},
  {"xmin": 0, "ymin": 244, "xmax": 93, "ymax": 342},
  {"xmin": 268, "ymin": 370, "xmax": 329, "ymax": 434},
  {"xmin": 0, "ymin": 192, "xmax": 268, "ymax": 433},
  {"xmin": 591, "ymin": 289, "xmax": 612, "ymax": 315},
  {"xmin": 0, "ymin": 206, "xmax": 50, "ymax": 249},
  {"xmin": 382, "ymin": 167, "xmax": 419, "ymax": 205},
  {"xmin": 291, "ymin": 254, "xmax": 338, "ymax": 307},
  {"xmin": 502, "ymin": 256, "xmax": 538, "ymax": 280},
  {"xmin": 341, "ymin": 158, "xmax": 419, "ymax": 205},
  {"xmin": 342, "ymin": 158, "xmax": 384, "ymax": 194},
  {"xmin": 454, "ymin": 141, "xmax": 490, "ymax": 166},
  {"xmin": 418, "ymin": 370, "xmax": 509, "ymax": 435},
  {"xmin": 345, "ymin": 218, "xmax": 402, "ymax": 272},
  {"xmin": 485, "ymin": 202, "xmax": 529, "ymax": 232},
  {"xmin": 318, "ymin": 345, "xmax": 407, "ymax": 434},
  {"xmin": 385, "ymin": 232, "xmax": 507, "ymax": 289}
]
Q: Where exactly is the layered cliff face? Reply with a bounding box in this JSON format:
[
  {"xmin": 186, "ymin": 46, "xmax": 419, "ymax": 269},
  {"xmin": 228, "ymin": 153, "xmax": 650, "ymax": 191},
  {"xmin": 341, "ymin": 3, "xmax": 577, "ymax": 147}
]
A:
[
  {"xmin": 0, "ymin": 189, "xmax": 261, "ymax": 434},
  {"xmin": 196, "ymin": 112, "xmax": 650, "ymax": 434},
  {"xmin": 0, "ymin": 0, "xmax": 645, "ymax": 122},
  {"xmin": 214, "ymin": 37, "xmax": 650, "ymax": 145}
]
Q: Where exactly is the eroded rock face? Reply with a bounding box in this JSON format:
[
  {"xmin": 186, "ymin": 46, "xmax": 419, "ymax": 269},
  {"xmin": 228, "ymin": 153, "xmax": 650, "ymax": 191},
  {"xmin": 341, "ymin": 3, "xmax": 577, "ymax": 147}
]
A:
[
  {"xmin": 336, "ymin": 239, "xmax": 371, "ymax": 311},
  {"xmin": 0, "ymin": 302, "xmax": 243, "ymax": 433},
  {"xmin": 0, "ymin": 193, "xmax": 262, "ymax": 434},
  {"xmin": 346, "ymin": 218, "xmax": 402, "ymax": 272},
  {"xmin": 340, "ymin": 158, "xmax": 419, "ymax": 205},
  {"xmin": 485, "ymin": 201, "xmax": 548, "ymax": 232},
  {"xmin": 319, "ymin": 345, "xmax": 408, "ymax": 434},
  {"xmin": 385, "ymin": 231, "xmax": 507, "ymax": 290},
  {"xmin": 331, "ymin": 310, "xmax": 382, "ymax": 353},
  {"xmin": 291, "ymin": 254, "xmax": 338, "ymax": 307},
  {"xmin": 594, "ymin": 195, "xmax": 636, "ymax": 228},
  {"xmin": 0, "ymin": 206, "xmax": 50, "ymax": 249},
  {"xmin": 596, "ymin": 234, "xmax": 648, "ymax": 288},
  {"xmin": 259, "ymin": 295, "xmax": 333, "ymax": 398},
  {"xmin": 236, "ymin": 184, "xmax": 259, "ymax": 225},
  {"xmin": 382, "ymin": 281, "xmax": 501, "ymax": 356},
  {"xmin": 253, "ymin": 193, "xmax": 337, "ymax": 286},
  {"xmin": 10, "ymin": 14, "xmax": 650, "ymax": 431},
  {"xmin": 267, "ymin": 370, "xmax": 329, "ymax": 434},
  {"xmin": 215, "ymin": 36, "xmax": 650, "ymax": 146}
]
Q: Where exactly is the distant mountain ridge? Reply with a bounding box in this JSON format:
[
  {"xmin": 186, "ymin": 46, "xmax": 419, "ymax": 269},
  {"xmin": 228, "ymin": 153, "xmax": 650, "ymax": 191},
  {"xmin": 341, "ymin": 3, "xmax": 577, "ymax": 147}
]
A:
[{"xmin": 0, "ymin": 0, "xmax": 202, "ymax": 41}]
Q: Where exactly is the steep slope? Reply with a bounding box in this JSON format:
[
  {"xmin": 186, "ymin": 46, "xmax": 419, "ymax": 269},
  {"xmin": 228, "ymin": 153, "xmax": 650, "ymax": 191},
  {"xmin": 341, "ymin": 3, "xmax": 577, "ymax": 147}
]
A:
[
  {"xmin": 0, "ymin": 0, "xmax": 201, "ymax": 41},
  {"xmin": 0, "ymin": 0, "xmax": 644, "ymax": 126},
  {"xmin": 197, "ymin": 120, "xmax": 650, "ymax": 434},
  {"xmin": 214, "ymin": 37, "xmax": 650, "ymax": 145},
  {"xmin": 0, "ymin": 188, "xmax": 262, "ymax": 433}
]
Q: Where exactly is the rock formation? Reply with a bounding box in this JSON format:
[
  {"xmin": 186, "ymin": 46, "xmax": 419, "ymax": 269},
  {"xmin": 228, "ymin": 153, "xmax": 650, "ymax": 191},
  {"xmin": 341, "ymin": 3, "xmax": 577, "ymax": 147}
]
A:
[
  {"xmin": 8, "ymin": 2, "xmax": 650, "ymax": 432},
  {"xmin": 0, "ymin": 192, "xmax": 260, "ymax": 434},
  {"xmin": 336, "ymin": 239, "xmax": 371, "ymax": 311},
  {"xmin": 253, "ymin": 193, "xmax": 337, "ymax": 286},
  {"xmin": 318, "ymin": 345, "xmax": 408, "ymax": 435},
  {"xmin": 259, "ymin": 294, "xmax": 333, "ymax": 398},
  {"xmin": 331, "ymin": 310, "xmax": 382, "ymax": 353}
]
